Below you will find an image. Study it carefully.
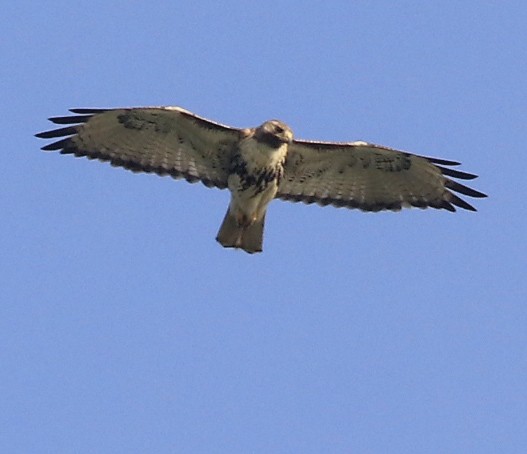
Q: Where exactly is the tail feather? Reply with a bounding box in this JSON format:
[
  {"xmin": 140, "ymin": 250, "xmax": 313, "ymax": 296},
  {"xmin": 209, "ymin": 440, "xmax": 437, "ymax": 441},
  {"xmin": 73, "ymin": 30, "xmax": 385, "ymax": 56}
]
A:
[
  {"xmin": 240, "ymin": 213, "xmax": 265, "ymax": 253},
  {"xmin": 216, "ymin": 209, "xmax": 265, "ymax": 254}
]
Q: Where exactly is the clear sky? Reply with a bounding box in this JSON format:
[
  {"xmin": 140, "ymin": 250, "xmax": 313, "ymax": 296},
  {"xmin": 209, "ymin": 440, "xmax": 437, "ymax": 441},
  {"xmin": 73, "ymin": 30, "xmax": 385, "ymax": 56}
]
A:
[{"xmin": 2, "ymin": 1, "xmax": 526, "ymax": 453}]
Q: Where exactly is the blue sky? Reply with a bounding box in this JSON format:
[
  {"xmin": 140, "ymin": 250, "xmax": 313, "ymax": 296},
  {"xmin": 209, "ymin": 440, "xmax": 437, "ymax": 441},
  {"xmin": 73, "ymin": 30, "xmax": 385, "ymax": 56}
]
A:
[{"xmin": 2, "ymin": 1, "xmax": 526, "ymax": 452}]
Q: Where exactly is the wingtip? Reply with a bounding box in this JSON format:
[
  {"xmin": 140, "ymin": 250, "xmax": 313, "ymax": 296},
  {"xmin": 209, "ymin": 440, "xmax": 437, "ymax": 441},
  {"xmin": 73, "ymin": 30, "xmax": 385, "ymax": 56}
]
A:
[
  {"xmin": 426, "ymin": 156, "xmax": 462, "ymax": 166},
  {"xmin": 69, "ymin": 107, "xmax": 110, "ymax": 114}
]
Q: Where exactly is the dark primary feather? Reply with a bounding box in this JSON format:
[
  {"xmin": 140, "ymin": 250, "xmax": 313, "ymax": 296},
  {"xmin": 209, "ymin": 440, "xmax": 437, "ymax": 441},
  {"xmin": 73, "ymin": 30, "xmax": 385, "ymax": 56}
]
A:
[
  {"xmin": 36, "ymin": 107, "xmax": 242, "ymax": 189},
  {"xmin": 69, "ymin": 108, "xmax": 111, "ymax": 114},
  {"xmin": 434, "ymin": 165, "xmax": 477, "ymax": 180},
  {"xmin": 47, "ymin": 114, "xmax": 96, "ymax": 125},
  {"xmin": 37, "ymin": 126, "xmax": 79, "ymax": 140}
]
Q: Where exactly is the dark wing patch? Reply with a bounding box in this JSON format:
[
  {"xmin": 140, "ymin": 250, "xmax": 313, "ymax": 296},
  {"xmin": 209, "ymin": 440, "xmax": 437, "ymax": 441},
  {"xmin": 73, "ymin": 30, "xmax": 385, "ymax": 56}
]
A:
[
  {"xmin": 277, "ymin": 140, "xmax": 486, "ymax": 212},
  {"xmin": 36, "ymin": 107, "xmax": 242, "ymax": 189}
]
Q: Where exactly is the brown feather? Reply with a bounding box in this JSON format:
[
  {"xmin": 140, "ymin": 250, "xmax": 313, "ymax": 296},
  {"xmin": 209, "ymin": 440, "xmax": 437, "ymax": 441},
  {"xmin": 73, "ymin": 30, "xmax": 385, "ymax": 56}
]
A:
[
  {"xmin": 277, "ymin": 140, "xmax": 486, "ymax": 212},
  {"xmin": 36, "ymin": 107, "xmax": 241, "ymax": 190}
]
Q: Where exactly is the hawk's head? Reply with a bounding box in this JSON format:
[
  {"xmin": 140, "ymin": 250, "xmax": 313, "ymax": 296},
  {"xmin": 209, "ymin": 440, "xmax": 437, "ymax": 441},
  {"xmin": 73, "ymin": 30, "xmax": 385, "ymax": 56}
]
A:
[{"xmin": 254, "ymin": 120, "xmax": 293, "ymax": 149}]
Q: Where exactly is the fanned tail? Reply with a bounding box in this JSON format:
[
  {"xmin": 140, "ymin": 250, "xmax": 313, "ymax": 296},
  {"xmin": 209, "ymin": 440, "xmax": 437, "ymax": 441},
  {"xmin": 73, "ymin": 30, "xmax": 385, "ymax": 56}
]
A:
[{"xmin": 216, "ymin": 209, "xmax": 265, "ymax": 254}]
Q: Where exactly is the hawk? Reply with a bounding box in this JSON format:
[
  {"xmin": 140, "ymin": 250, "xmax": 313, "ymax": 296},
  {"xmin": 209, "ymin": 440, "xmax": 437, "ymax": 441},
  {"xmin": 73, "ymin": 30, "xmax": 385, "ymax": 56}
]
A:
[{"xmin": 36, "ymin": 106, "xmax": 486, "ymax": 253}]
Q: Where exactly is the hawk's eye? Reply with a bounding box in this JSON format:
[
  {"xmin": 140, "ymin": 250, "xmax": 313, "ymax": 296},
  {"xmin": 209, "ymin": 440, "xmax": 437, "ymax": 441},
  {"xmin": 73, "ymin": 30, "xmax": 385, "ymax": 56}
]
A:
[{"xmin": 275, "ymin": 125, "xmax": 284, "ymax": 134}]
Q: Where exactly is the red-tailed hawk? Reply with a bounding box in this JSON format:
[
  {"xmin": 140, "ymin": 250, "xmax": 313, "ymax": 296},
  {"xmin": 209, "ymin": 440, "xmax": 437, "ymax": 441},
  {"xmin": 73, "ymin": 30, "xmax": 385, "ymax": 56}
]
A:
[{"xmin": 36, "ymin": 106, "xmax": 486, "ymax": 253}]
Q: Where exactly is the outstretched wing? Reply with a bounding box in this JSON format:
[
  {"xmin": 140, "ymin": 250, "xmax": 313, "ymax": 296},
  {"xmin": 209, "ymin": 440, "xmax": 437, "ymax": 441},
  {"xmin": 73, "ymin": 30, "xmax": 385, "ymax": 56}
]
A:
[
  {"xmin": 36, "ymin": 107, "xmax": 243, "ymax": 189},
  {"xmin": 277, "ymin": 140, "xmax": 487, "ymax": 212}
]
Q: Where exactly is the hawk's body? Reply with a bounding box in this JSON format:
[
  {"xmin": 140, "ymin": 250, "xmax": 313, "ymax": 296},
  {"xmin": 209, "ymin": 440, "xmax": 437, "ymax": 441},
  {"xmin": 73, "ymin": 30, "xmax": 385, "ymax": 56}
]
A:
[
  {"xmin": 217, "ymin": 120, "xmax": 292, "ymax": 252},
  {"xmin": 36, "ymin": 106, "xmax": 486, "ymax": 253}
]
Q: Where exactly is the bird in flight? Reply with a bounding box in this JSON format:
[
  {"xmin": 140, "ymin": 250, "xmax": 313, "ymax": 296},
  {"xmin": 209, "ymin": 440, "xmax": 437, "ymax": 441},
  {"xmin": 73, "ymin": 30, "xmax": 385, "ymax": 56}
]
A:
[{"xmin": 36, "ymin": 106, "xmax": 486, "ymax": 253}]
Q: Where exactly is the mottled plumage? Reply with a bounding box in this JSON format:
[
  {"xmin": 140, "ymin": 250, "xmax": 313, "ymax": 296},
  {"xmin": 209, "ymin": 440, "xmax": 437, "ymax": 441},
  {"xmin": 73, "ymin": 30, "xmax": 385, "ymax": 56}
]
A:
[{"xmin": 36, "ymin": 106, "xmax": 487, "ymax": 253}]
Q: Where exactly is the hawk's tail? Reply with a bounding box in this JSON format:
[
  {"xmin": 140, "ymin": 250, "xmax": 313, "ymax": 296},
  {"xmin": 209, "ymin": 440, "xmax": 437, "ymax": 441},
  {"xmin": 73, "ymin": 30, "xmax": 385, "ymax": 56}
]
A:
[{"xmin": 216, "ymin": 209, "xmax": 265, "ymax": 254}]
